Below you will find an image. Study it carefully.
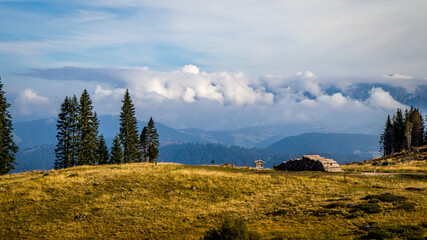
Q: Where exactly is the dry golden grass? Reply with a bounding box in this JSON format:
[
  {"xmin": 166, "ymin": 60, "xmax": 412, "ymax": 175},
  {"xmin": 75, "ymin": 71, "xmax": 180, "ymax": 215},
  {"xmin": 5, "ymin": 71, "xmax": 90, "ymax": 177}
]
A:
[
  {"xmin": 342, "ymin": 145, "xmax": 427, "ymax": 173},
  {"xmin": 0, "ymin": 163, "xmax": 426, "ymax": 239}
]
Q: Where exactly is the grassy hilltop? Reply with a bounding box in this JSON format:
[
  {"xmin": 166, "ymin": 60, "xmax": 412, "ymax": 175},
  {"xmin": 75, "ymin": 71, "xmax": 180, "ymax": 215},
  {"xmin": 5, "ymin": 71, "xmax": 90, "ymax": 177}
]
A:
[{"xmin": 0, "ymin": 162, "xmax": 426, "ymax": 239}]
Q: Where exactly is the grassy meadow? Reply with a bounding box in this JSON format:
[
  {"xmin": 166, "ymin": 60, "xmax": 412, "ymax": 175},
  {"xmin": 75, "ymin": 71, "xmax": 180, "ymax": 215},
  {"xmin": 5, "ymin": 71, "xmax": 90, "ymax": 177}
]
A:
[{"xmin": 0, "ymin": 162, "xmax": 426, "ymax": 239}]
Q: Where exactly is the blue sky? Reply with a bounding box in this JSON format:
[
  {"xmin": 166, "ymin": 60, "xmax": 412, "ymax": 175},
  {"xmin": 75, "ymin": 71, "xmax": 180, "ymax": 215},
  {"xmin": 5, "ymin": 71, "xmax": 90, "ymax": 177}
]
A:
[{"xmin": 1, "ymin": 0, "xmax": 426, "ymax": 130}]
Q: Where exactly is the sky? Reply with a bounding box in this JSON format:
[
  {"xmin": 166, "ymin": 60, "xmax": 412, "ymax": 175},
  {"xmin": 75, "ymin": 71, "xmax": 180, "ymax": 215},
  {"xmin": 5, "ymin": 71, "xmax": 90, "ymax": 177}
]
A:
[{"xmin": 1, "ymin": 0, "xmax": 426, "ymax": 131}]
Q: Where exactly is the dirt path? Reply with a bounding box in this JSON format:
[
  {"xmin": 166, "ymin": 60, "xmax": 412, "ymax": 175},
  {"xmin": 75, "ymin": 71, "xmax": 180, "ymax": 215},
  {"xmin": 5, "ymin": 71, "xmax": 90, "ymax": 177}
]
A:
[{"xmin": 361, "ymin": 172, "xmax": 397, "ymax": 176}]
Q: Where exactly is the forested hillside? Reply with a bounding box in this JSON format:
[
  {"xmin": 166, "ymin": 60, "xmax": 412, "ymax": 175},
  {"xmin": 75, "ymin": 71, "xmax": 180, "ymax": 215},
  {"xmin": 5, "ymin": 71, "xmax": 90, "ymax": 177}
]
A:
[
  {"xmin": 159, "ymin": 143, "xmax": 295, "ymax": 168},
  {"xmin": 267, "ymin": 133, "xmax": 379, "ymax": 161}
]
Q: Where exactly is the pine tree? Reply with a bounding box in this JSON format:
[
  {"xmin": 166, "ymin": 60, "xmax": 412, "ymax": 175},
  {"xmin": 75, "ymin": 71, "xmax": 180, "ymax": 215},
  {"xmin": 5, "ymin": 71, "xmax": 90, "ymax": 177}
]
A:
[
  {"xmin": 76, "ymin": 90, "xmax": 99, "ymax": 166},
  {"xmin": 110, "ymin": 135, "xmax": 123, "ymax": 164},
  {"xmin": 55, "ymin": 96, "xmax": 78, "ymax": 169},
  {"xmin": 69, "ymin": 95, "xmax": 79, "ymax": 166},
  {"xmin": 408, "ymin": 107, "xmax": 424, "ymax": 147},
  {"xmin": 393, "ymin": 109, "xmax": 405, "ymax": 152},
  {"xmin": 55, "ymin": 97, "xmax": 70, "ymax": 169},
  {"xmin": 0, "ymin": 78, "xmax": 18, "ymax": 174},
  {"xmin": 96, "ymin": 134, "xmax": 109, "ymax": 164},
  {"xmin": 140, "ymin": 126, "xmax": 149, "ymax": 162},
  {"xmin": 380, "ymin": 115, "xmax": 394, "ymax": 156},
  {"xmin": 146, "ymin": 117, "xmax": 159, "ymax": 163},
  {"xmin": 119, "ymin": 89, "xmax": 141, "ymax": 163}
]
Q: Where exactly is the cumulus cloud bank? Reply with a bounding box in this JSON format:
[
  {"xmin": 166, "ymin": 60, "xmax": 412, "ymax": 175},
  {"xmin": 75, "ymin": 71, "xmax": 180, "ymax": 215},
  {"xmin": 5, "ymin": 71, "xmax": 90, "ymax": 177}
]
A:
[
  {"xmin": 365, "ymin": 87, "xmax": 407, "ymax": 110},
  {"xmin": 70, "ymin": 64, "xmax": 413, "ymax": 130}
]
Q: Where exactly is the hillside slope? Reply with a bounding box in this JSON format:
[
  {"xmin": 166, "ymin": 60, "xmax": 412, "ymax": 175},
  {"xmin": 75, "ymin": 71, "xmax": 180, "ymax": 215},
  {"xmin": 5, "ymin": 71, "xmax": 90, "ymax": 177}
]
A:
[
  {"xmin": 342, "ymin": 145, "xmax": 427, "ymax": 173},
  {"xmin": 1, "ymin": 163, "xmax": 426, "ymax": 239}
]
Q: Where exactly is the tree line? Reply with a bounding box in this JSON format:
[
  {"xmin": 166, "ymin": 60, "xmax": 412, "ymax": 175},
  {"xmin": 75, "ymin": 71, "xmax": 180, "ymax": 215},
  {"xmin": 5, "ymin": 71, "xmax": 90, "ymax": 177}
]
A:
[
  {"xmin": 54, "ymin": 89, "xmax": 159, "ymax": 169},
  {"xmin": 380, "ymin": 106, "xmax": 426, "ymax": 156}
]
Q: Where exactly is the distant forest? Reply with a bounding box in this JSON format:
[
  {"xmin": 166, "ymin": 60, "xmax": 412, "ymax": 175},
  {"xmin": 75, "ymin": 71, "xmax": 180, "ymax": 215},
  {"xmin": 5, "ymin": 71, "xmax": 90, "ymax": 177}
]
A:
[
  {"xmin": 158, "ymin": 143, "xmax": 295, "ymax": 168},
  {"xmin": 380, "ymin": 106, "xmax": 426, "ymax": 156}
]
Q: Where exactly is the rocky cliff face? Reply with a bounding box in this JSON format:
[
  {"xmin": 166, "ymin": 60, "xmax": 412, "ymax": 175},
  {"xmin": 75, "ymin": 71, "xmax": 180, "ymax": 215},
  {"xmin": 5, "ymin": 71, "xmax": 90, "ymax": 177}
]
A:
[{"xmin": 274, "ymin": 155, "xmax": 343, "ymax": 172}]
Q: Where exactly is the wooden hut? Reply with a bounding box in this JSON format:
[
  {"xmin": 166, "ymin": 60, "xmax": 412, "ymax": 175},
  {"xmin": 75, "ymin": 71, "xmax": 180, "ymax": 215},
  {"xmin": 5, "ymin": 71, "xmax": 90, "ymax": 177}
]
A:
[
  {"xmin": 253, "ymin": 159, "xmax": 265, "ymax": 169},
  {"xmin": 274, "ymin": 155, "xmax": 342, "ymax": 172}
]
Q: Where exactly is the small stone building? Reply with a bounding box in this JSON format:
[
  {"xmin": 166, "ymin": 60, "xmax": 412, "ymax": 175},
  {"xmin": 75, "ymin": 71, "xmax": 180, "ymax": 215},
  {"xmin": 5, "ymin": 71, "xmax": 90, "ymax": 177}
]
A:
[
  {"xmin": 253, "ymin": 159, "xmax": 265, "ymax": 169},
  {"xmin": 274, "ymin": 155, "xmax": 342, "ymax": 172}
]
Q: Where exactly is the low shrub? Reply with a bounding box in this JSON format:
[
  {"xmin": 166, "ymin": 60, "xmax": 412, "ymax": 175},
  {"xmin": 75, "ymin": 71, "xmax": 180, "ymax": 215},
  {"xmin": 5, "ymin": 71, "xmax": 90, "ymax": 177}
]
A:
[
  {"xmin": 362, "ymin": 225, "xmax": 425, "ymax": 240},
  {"xmin": 203, "ymin": 218, "xmax": 262, "ymax": 240},
  {"xmin": 363, "ymin": 229, "xmax": 393, "ymax": 240},
  {"xmin": 353, "ymin": 202, "xmax": 382, "ymax": 214},
  {"xmin": 405, "ymin": 187, "xmax": 424, "ymax": 191},
  {"xmin": 396, "ymin": 202, "xmax": 417, "ymax": 212},
  {"xmin": 362, "ymin": 193, "xmax": 407, "ymax": 203}
]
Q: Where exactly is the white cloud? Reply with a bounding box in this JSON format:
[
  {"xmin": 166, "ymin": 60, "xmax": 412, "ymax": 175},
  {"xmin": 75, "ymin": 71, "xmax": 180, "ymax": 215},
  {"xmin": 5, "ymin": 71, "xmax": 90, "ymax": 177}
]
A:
[
  {"xmin": 15, "ymin": 89, "xmax": 50, "ymax": 115},
  {"xmin": 365, "ymin": 87, "xmax": 407, "ymax": 110},
  {"xmin": 182, "ymin": 64, "xmax": 200, "ymax": 75},
  {"xmin": 12, "ymin": 65, "xmax": 425, "ymax": 130},
  {"xmin": 19, "ymin": 89, "xmax": 49, "ymax": 103},
  {"xmin": 381, "ymin": 73, "xmax": 413, "ymax": 79}
]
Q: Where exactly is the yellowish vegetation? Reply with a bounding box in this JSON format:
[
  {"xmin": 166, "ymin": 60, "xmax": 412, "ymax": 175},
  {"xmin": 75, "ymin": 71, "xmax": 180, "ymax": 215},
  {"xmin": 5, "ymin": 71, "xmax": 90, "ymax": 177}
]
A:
[
  {"xmin": 0, "ymin": 163, "xmax": 426, "ymax": 239},
  {"xmin": 342, "ymin": 145, "xmax": 427, "ymax": 173}
]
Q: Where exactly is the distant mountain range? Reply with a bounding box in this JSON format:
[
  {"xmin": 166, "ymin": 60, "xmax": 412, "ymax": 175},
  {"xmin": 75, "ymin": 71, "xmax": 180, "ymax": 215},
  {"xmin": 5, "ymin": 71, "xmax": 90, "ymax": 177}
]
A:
[
  {"xmin": 11, "ymin": 114, "xmax": 381, "ymax": 172},
  {"xmin": 14, "ymin": 115, "xmax": 381, "ymax": 150},
  {"xmin": 266, "ymin": 133, "xmax": 380, "ymax": 162}
]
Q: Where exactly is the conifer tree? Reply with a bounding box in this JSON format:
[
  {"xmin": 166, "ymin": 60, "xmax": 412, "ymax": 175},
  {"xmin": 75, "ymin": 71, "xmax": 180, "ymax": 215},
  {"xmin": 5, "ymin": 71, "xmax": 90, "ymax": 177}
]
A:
[
  {"xmin": 110, "ymin": 135, "xmax": 123, "ymax": 164},
  {"xmin": 380, "ymin": 115, "xmax": 394, "ymax": 156},
  {"xmin": 76, "ymin": 90, "xmax": 99, "ymax": 166},
  {"xmin": 146, "ymin": 117, "xmax": 159, "ymax": 163},
  {"xmin": 0, "ymin": 78, "xmax": 18, "ymax": 174},
  {"xmin": 140, "ymin": 126, "xmax": 149, "ymax": 162},
  {"xmin": 55, "ymin": 96, "xmax": 71, "ymax": 169},
  {"xmin": 393, "ymin": 109, "xmax": 405, "ymax": 152},
  {"xmin": 408, "ymin": 107, "xmax": 424, "ymax": 147},
  {"xmin": 69, "ymin": 95, "xmax": 79, "ymax": 166},
  {"xmin": 96, "ymin": 134, "xmax": 109, "ymax": 164},
  {"xmin": 55, "ymin": 96, "xmax": 79, "ymax": 169},
  {"xmin": 119, "ymin": 89, "xmax": 141, "ymax": 163}
]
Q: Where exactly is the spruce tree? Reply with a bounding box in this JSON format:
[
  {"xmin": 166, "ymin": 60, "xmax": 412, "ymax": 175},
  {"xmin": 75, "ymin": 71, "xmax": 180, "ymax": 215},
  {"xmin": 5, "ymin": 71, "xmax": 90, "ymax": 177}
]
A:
[
  {"xmin": 119, "ymin": 89, "xmax": 141, "ymax": 163},
  {"xmin": 146, "ymin": 117, "xmax": 159, "ymax": 163},
  {"xmin": 76, "ymin": 90, "xmax": 99, "ymax": 166},
  {"xmin": 55, "ymin": 96, "xmax": 79, "ymax": 169},
  {"xmin": 0, "ymin": 78, "xmax": 18, "ymax": 174},
  {"xmin": 380, "ymin": 115, "xmax": 394, "ymax": 156},
  {"xmin": 96, "ymin": 134, "xmax": 109, "ymax": 164},
  {"xmin": 110, "ymin": 135, "xmax": 123, "ymax": 164},
  {"xmin": 393, "ymin": 109, "xmax": 405, "ymax": 152},
  {"xmin": 140, "ymin": 126, "xmax": 149, "ymax": 162},
  {"xmin": 408, "ymin": 107, "xmax": 424, "ymax": 147},
  {"xmin": 55, "ymin": 96, "xmax": 71, "ymax": 169},
  {"xmin": 69, "ymin": 95, "xmax": 79, "ymax": 166}
]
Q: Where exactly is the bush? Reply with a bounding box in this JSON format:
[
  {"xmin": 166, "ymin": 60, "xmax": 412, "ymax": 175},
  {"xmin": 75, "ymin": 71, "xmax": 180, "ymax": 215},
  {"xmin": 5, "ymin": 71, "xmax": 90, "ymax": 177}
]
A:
[
  {"xmin": 353, "ymin": 203, "xmax": 382, "ymax": 214},
  {"xmin": 203, "ymin": 218, "xmax": 262, "ymax": 240},
  {"xmin": 396, "ymin": 202, "xmax": 416, "ymax": 212},
  {"xmin": 363, "ymin": 229, "xmax": 393, "ymax": 240},
  {"xmin": 362, "ymin": 193, "xmax": 407, "ymax": 203},
  {"xmin": 363, "ymin": 225, "xmax": 425, "ymax": 240}
]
